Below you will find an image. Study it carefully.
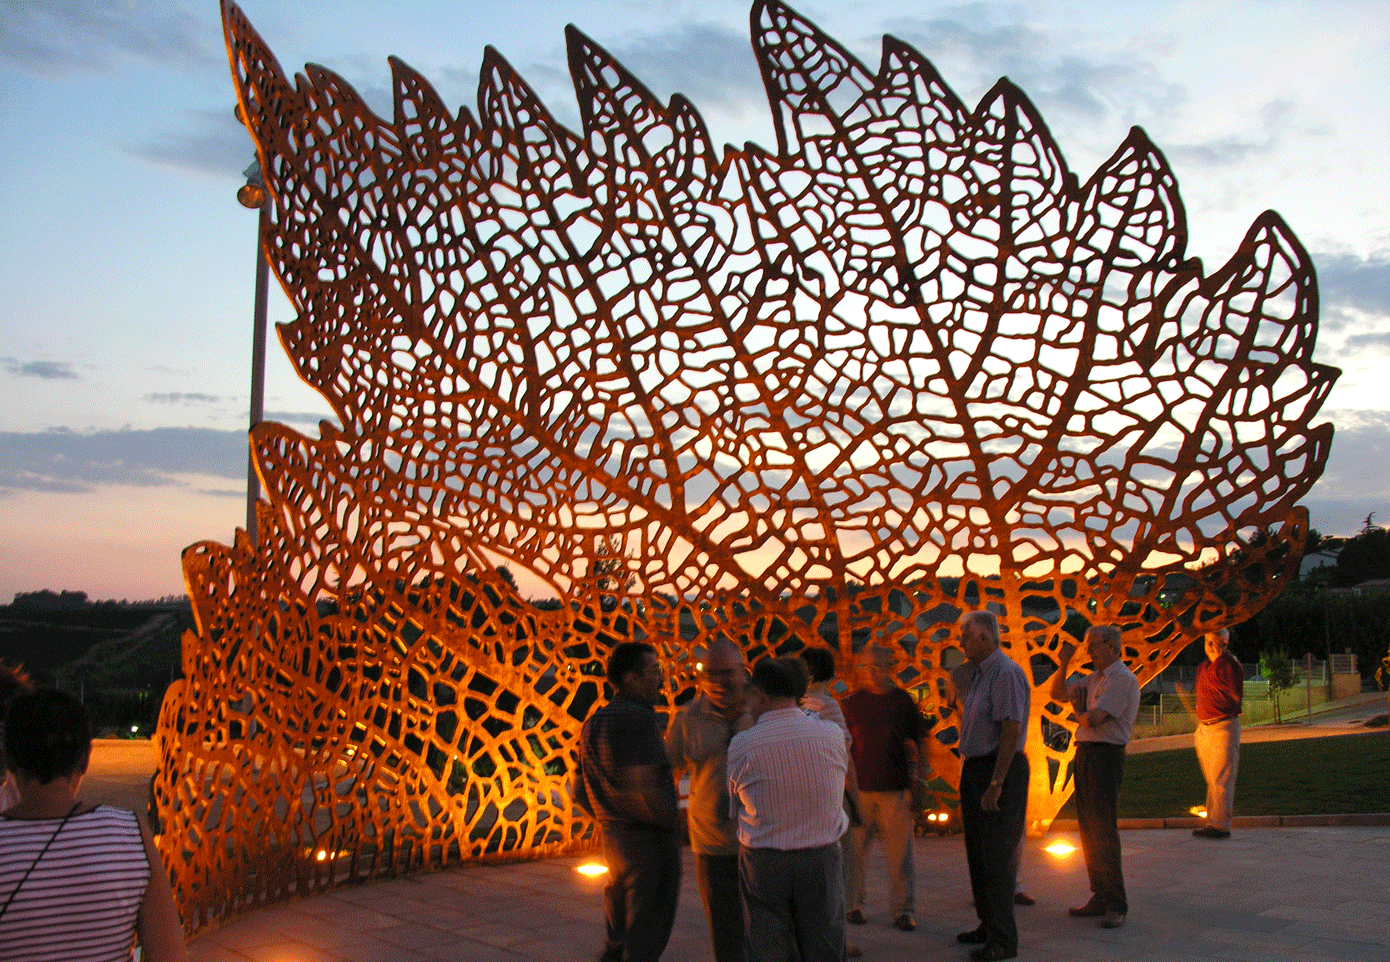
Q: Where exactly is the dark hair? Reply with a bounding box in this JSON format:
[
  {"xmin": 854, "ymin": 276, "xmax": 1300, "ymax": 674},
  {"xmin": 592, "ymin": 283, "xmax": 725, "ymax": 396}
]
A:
[
  {"xmin": 799, "ymin": 647, "xmax": 836, "ymax": 683},
  {"xmin": 607, "ymin": 641, "xmax": 657, "ymax": 685},
  {"xmin": 750, "ymin": 657, "xmax": 802, "ymax": 700},
  {"xmin": 3, "ymin": 688, "xmax": 92, "ymax": 784}
]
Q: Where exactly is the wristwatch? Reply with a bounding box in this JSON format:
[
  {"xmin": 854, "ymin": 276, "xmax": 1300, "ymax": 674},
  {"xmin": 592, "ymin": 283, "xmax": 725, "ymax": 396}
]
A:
[{"xmin": 989, "ymin": 779, "xmax": 1001, "ymax": 788}]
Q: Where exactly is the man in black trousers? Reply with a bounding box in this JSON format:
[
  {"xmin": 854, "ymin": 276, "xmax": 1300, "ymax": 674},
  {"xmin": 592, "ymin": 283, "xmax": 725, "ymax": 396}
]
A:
[
  {"xmin": 574, "ymin": 641, "xmax": 682, "ymax": 962},
  {"xmin": 954, "ymin": 611, "xmax": 1031, "ymax": 962}
]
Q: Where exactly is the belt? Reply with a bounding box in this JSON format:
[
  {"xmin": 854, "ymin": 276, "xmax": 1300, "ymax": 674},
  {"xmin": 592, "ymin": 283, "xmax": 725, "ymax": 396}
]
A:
[{"xmin": 1199, "ymin": 716, "xmax": 1235, "ymax": 725}]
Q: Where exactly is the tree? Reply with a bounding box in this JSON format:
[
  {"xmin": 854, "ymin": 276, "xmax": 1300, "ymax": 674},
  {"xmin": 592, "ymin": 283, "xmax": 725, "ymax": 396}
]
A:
[
  {"xmin": 1260, "ymin": 648, "xmax": 1299, "ymax": 724},
  {"xmin": 495, "ymin": 565, "xmax": 519, "ymax": 593},
  {"xmin": 592, "ymin": 535, "xmax": 635, "ymax": 594},
  {"xmin": 1329, "ymin": 525, "xmax": 1390, "ymax": 587}
]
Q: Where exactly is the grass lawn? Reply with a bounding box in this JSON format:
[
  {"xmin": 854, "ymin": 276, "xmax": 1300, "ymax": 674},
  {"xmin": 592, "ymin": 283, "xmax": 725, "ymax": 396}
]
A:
[{"xmin": 1056, "ymin": 730, "xmax": 1390, "ymax": 819}]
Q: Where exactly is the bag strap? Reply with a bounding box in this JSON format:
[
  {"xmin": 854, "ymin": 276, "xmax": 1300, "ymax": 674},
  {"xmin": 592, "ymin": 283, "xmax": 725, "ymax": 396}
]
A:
[{"xmin": 0, "ymin": 801, "xmax": 82, "ymax": 922}]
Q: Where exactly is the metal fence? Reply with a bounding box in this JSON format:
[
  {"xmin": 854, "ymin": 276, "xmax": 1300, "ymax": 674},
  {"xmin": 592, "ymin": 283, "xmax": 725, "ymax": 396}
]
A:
[{"xmin": 1132, "ymin": 654, "xmax": 1361, "ymax": 737}]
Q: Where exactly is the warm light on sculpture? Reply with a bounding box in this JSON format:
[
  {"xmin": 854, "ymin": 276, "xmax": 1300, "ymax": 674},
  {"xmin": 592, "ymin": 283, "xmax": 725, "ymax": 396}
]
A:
[{"xmin": 154, "ymin": 0, "xmax": 1335, "ymax": 933}]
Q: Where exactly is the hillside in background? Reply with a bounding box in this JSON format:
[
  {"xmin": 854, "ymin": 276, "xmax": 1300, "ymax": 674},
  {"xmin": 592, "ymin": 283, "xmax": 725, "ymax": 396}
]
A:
[{"xmin": 1, "ymin": 590, "xmax": 189, "ymax": 734}]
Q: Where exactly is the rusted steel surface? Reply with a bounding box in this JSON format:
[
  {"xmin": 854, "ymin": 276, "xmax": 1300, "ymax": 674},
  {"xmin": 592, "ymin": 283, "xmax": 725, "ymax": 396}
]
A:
[{"xmin": 155, "ymin": 0, "xmax": 1335, "ymax": 933}]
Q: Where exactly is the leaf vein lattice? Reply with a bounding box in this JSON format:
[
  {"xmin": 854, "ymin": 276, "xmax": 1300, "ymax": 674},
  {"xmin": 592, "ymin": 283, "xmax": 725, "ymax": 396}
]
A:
[{"xmin": 155, "ymin": 0, "xmax": 1334, "ymax": 934}]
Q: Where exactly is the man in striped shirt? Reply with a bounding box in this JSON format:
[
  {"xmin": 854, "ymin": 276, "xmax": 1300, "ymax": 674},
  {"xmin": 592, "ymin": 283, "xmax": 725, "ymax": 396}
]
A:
[{"xmin": 727, "ymin": 657, "xmax": 850, "ymax": 962}]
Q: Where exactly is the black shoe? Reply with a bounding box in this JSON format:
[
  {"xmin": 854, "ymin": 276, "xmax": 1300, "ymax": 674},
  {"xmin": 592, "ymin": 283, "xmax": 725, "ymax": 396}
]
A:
[
  {"xmin": 846, "ymin": 908, "xmax": 867, "ymax": 925},
  {"xmin": 969, "ymin": 946, "xmax": 1017, "ymax": 961},
  {"xmin": 1193, "ymin": 826, "xmax": 1231, "ymax": 839},
  {"xmin": 1068, "ymin": 900, "xmax": 1106, "ymax": 917},
  {"xmin": 1013, "ymin": 890, "xmax": 1036, "ymax": 906},
  {"xmin": 893, "ymin": 914, "xmax": 916, "ymax": 931},
  {"xmin": 956, "ymin": 926, "xmax": 988, "ymax": 944}
]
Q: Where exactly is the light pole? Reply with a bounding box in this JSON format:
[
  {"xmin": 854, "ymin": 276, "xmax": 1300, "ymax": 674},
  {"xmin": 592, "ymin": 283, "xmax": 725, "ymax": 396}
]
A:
[{"xmin": 238, "ymin": 159, "xmax": 270, "ymax": 544}]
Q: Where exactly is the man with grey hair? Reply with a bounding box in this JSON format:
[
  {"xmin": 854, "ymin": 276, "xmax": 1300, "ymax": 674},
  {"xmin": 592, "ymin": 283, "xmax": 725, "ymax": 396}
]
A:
[
  {"xmin": 1051, "ymin": 624, "xmax": 1140, "ymax": 930},
  {"xmin": 667, "ymin": 639, "xmax": 754, "ymax": 962},
  {"xmin": 1179, "ymin": 628, "xmax": 1243, "ymax": 839},
  {"xmin": 954, "ymin": 610, "xmax": 1031, "ymax": 962}
]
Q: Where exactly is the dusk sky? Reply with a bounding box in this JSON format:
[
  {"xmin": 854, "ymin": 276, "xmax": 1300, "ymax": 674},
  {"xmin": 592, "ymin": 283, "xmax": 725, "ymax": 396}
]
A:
[{"xmin": 2, "ymin": 0, "xmax": 1387, "ymax": 604}]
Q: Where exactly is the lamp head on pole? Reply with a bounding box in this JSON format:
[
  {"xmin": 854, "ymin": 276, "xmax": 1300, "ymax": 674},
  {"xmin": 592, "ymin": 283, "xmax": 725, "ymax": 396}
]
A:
[{"xmin": 238, "ymin": 160, "xmax": 267, "ymax": 209}]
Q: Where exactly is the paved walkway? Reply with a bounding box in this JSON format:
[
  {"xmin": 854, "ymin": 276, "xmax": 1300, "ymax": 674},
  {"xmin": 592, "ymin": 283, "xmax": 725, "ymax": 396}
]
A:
[
  {"xmin": 80, "ymin": 692, "xmax": 1389, "ymax": 961},
  {"xmin": 183, "ymin": 825, "xmax": 1390, "ymax": 962}
]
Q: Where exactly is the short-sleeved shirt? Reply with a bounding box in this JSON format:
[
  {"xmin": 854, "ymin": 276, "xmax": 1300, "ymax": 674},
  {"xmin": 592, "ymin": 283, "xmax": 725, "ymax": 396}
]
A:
[
  {"xmin": 727, "ymin": 706, "xmax": 849, "ymax": 850},
  {"xmin": 666, "ymin": 694, "xmax": 747, "ymax": 856},
  {"xmin": 957, "ymin": 648, "xmax": 1031, "ymax": 759},
  {"xmin": 1196, "ymin": 652, "xmax": 1243, "ymax": 721},
  {"xmin": 842, "ymin": 686, "xmax": 925, "ymax": 792},
  {"xmin": 801, "ymin": 682, "xmax": 853, "ymax": 750},
  {"xmin": 0, "ymin": 805, "xmax": 151, "ymax": 962},
  {"xmin": 1069, "ymin": 660, "xmax": 1140, "ymax": 745},
  {"xmin": 575, "ymin": 692, "xmax": 678, "ymax": 832}
]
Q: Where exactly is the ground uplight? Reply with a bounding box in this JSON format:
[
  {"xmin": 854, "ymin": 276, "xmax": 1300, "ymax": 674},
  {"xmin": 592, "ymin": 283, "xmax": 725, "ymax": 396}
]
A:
[
  {"xmin": 1045, "ymin": 841, "xmax": 1076, "ymax": 856},
  {"xmin": 576, "ymin": 862, "xmax": 609, "ymax": 877}
]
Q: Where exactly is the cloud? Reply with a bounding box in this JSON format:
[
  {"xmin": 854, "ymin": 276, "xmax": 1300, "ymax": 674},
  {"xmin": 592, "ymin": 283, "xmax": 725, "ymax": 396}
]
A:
[
  {"xmin": 0, "ymin": 0, "xmax": 219, "ymax": 77},
  {"xmin": 143, "ymin": 392, "xmax": 222, "ymax": 405},
  {"xmin": 264, "ymin": 410, "xmax": 335, "ymax": 427},
  {"xmin": 1304, "ymin": 408, "xmax": 1390, "ymax": 535},
  {"xmin": 1342, "ymin": 331, "xmax": 1390, "ymax": 352},
  {"xmin": 1315, "ymin": 253, "xmax": 1390, "ymax": 316},
  {"xmin": 195, "ymin": 487, "xmax": 245, "ymax": 499},
  {"xmin": 3, "ymin": 357, "xmax": 77, "ymax": 379},
  {"xmin": 126, "ymin": 107, "xmax": 256, "ymax": 179},
  {"xmin": 1308, "ymin": 253, "xmax": 1390, "ymax": 357},
  {"xmin": 1167, "ymin": 99, "xmax": 1304, "ymax": 168},
  {"xmin": 881, "ymin": 7, "xmax": 1184, "ymax": 124},
  {"xmin": 596, "ymin": 23, "xmax": 765, "ymax": 112},
  {"xmin": 0, "ymin": 427, "xmax": 246, "ymax": 492},
  {"xmin": 1166, "ymin": 133, "xmax": 1277, "ymax": 166}
]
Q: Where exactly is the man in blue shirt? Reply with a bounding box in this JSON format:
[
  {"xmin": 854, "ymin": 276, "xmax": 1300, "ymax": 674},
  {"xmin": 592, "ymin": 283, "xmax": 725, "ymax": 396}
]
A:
[{"xmin": 954, "ymin": 611, "xmax": 1031, "ymax": 962}]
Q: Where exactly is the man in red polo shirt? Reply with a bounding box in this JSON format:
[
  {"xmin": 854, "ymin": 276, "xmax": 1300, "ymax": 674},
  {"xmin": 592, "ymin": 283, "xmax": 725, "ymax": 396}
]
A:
[{"xmin": 1184, "ymin": 629, "xmax": 1243, "ymax": 839}]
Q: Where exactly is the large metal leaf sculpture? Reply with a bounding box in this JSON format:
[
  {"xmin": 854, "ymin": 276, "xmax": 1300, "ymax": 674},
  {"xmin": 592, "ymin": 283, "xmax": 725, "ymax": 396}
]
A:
[{"xmin": 154, "ymin": 0, "xmax": 1335, "ymax": 931}]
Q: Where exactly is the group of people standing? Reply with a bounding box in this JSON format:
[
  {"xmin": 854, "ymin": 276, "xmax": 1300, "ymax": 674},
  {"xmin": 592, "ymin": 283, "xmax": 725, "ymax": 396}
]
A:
[{"xmin": 574, "ymin": 617, "xmax": 1244, "ymax": 962}]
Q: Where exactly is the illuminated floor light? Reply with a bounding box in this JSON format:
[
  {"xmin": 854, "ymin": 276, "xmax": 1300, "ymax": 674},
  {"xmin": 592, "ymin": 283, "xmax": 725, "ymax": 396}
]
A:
[
  {"xmin": 576, "ymin": 862, "xmax": 609, "ymax": 877},
  {"xmin": 1045, "ymin": 841, "xmax": 1076, "ymax": 856},
  {"xmin": 1189, "ymin": 806, "xmax": 1208, "ymax": 818}
]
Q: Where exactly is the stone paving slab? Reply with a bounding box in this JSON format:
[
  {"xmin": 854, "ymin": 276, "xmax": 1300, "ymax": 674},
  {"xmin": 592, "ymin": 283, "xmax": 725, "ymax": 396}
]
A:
[{"xmin": 186, "ymin": 825, "xmax": 1390, "ymax": 962}]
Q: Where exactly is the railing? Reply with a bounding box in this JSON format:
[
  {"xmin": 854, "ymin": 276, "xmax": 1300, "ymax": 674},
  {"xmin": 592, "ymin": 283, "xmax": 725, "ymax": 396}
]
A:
[{"xmin": 1133, "ymin": 654, "xmax": 1363, "ymax": 737}]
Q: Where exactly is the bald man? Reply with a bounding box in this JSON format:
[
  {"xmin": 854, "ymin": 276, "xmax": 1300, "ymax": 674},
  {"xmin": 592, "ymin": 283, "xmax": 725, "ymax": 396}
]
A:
[
  {"xmin": 1183, "ymin": 629, "xmax": 1243, "ymax": 839},
  {"xmin": 667, "ymin": 639, "xmax": 754, "ymax": 962}
]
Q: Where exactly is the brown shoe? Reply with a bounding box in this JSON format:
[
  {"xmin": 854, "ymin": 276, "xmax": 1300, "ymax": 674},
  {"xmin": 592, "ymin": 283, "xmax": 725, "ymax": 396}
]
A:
[
  {"xmin": 893, "ymin": 914, "xmax": 916, "ymax": 931},
  {"xmin": 846, "ymin": 908, "xmax": 867, "ymax": 925},
  {"xmin": 1068, "ymin": 901, "xmax": 1106, "ymax": 917}
]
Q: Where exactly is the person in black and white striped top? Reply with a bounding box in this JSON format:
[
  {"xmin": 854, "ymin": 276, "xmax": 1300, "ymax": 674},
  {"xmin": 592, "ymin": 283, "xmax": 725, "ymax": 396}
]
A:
[{"xmin": 0, "ymin": 688, "xmax": 186, "ymax": 962}]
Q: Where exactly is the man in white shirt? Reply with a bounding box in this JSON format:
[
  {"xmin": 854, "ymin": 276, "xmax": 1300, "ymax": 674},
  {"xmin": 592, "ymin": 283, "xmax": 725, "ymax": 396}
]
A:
[
  {"xmin": 1050, "ymin": 624, "xmax": 1141, "ymax": 930},
  {"xmin": 727, "ymin": 657, "xmax": 849, "ymax": 962}
]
